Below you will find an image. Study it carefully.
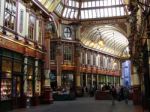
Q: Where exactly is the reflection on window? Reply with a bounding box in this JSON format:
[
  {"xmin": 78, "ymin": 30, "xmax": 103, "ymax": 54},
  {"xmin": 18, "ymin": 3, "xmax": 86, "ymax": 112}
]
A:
[
  {"xmin": 28, "ymin": 15, "xmax": 35, "ymax": 40},
  {"xmin": 4, "ymin": 0, "xmax": 16, "ymax": 30}
]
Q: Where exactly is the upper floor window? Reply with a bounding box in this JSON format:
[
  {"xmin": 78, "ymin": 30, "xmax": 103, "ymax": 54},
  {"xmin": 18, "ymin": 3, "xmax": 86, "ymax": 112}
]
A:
[
  {"xmin": 4, "ymin": 0, "xmax": 16, "ymax": 30},
  {"xmin": 87, "ymin": 52, "xmax": 90, "ymax": 65},
  {"xmin": 93, "ymin": 53, "xmax": 96, "ymax": 66},
  {"xmin": 82, "ymin": 51, "xmax": 85, "ymax": 64},
  {"xmin": 28, "ymin": 15, "xmax": 36, "ymax": 40},
  {"xmin": 63, "ymin": 45, "xmax": 72, "ymax": 62}
]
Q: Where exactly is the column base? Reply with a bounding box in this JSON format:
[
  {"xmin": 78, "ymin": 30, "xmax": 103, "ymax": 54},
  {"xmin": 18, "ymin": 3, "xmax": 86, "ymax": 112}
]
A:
[
  {"xmin": 75, "ymin": 86, "xmax": 84, "ymax": 97},
  {"xmin": 41, "ymin": 86, "xmax": 53, "ymax": 104},
  {"xmin": 132, "ymin": 85, "xmax": 141, "ymax": 105}
]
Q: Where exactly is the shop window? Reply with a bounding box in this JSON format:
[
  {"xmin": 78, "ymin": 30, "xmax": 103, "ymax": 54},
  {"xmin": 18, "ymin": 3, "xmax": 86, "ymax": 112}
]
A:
[
  {"xmin": 1, "ymin": 57, "xmax": 12, "ymax": 100},
  {"xmin": 28, "ymin": 15, "xmax": 36, "ymax": 40},
  {"xmin": 1, "ymin": 79, "xmax": 12, "ymax": 100},
  {"xmin": 63, "ymin": 45, "xmax": 72, "ymax": 62},
  {"xmin": 4, "ymin": 0, "xmax": 16, "ymax": 30}
]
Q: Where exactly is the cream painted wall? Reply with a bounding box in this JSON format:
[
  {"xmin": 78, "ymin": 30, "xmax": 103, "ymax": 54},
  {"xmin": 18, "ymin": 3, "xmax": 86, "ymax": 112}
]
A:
[{"xmin": 36, "ymin": 20, "xmax": 39, "ymax": 41}]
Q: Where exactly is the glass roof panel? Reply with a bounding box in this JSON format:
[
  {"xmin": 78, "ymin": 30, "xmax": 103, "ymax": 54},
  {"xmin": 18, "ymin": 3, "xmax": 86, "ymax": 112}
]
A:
[{"xmin": 52, "ymin": 0, "xmax": 128, "ymax": 20}]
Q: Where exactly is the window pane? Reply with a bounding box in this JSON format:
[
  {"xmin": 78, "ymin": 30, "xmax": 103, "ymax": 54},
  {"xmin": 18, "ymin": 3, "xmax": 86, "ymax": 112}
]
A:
[
  {"xmin": 88, "ymin": 2, "xmax": 91, "ymax": 7},
  {"xmin": 92, "ymin": 9, "xmax": 96, "ymax": 18},
  {"xmin": 74, "ymin": 10, "xmax": 78, "ymax": 18},
  {"xmin": 96, "ymin": 1, "xmax": 99, "ymax": 7},
  {"xmin": 108, "ymin": 8, "xmax": 112, "ymax": 17},
  {"xmin": 104, "ymin": 0, "xmax": 108, "ymax": 6},
  {"xmin": 120, "ymin": 7, "xmax": 125, "ymax": 15},
  {"xmin": 104, "ymin": 8, "xmax": 108, "ymax": 17},
  {"xmin": 112, "ymin": 8, "xmax": 116, "ymax": 16},
  {"xmin": 96, "ymin": 9, "xmax": 100, "ymax": 18},
  {"xmin": 85, "ymin": 10, "xmax": 88, "ymax": 18},
  {"xmin": 116, "ymin": 7, "xmax": 121, "ymax": 16},
  {"xmin": 100, "ymin": 9, "xmax": 104, "ymax": 17},
  {"xmin": 75, "ymin": 1, "xmax": 79, "ymax": 7},
  {"xmin": 70, "ymin": 9, "xmax": 74, "ymax": 18},
  {"xmin": 81, "ymin": 10, "xmax": 85, "ymax": 19},
  {"xmin": 63, "ymin": 8, "xmax": 67, "ymax": 17},
  {"xmin": 92, "ymin": 1, "xmax": 95, "ymax": 7},
  {"xmin": 107, "ymin": 0, "xmax": 112, "ymax": 6},
  {"xmin": 100, "ymin": 0, "xmax": 104, "ymax": 6},
  {"xmin": 89, "ymin": 10, "xmax": 92, "ymax": 18}
]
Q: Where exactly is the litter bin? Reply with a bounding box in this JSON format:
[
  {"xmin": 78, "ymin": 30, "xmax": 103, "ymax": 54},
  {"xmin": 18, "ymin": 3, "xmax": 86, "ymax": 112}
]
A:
[{"xmin": 26, "ymin": 97, "xmax": 31, "ymax": 108}]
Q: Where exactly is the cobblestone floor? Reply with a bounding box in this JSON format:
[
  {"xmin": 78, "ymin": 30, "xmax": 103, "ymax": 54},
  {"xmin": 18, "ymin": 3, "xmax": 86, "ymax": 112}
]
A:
[{"xmin": 9, "ymin": 97, "xmax": 143, "ymax": 112}]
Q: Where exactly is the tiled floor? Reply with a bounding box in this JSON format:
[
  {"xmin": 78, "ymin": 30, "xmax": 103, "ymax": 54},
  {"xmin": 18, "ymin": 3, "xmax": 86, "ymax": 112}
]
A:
[{"xmin": 9, "ymin": 97, "xmax": 143, "ymax": 112}]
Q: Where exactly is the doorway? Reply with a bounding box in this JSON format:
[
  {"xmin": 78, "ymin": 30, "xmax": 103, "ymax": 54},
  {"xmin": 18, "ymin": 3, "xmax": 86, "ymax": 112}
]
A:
[{"xmin": 12, "ymin": 75, "xmax": 23, "ymax": 109}]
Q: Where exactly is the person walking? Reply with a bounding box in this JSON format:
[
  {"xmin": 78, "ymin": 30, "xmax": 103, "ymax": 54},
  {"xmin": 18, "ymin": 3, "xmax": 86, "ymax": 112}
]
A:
[
  {"xmin": 110, "ymin": 86, "xmax": 117, "ymax": 105},
  {"xmin": 123, "ymin": 86, "xmax": 129, "ymax": 104}
]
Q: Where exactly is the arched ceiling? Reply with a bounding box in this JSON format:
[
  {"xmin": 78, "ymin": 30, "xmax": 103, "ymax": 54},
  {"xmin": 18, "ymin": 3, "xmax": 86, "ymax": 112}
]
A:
[
  {"xmin": 36, "ymin": 0, "xmax": 129, "ymax": 20},
  {"xmin": 80, "ymin": 25, "xmax": 129, "ymax": 58}
]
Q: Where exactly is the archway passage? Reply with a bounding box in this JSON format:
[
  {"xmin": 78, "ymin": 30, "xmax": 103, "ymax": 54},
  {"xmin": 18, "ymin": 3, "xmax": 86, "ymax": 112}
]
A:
[{"xmin": 80, "ymin": 25, "xmax": 129, "ymax": 58}]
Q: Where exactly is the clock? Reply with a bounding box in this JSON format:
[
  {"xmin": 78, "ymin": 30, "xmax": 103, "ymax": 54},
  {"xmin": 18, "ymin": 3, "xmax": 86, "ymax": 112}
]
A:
[{"xmin": 63, "ymin": 27, "xmax": 72, "ymax": 39}]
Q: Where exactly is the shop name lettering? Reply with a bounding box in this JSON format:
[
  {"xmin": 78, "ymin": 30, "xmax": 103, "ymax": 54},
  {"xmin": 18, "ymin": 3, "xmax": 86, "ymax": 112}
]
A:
[{"xmin": 0, "ymin": 38, "xmax": 17, "ymax": 49}]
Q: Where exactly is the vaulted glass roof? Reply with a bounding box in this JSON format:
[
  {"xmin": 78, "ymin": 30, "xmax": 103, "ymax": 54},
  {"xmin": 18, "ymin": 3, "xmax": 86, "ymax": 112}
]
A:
[
  {"xmin": 55, "ymin": 0, "xmax": 129, "ymax": 20},
  {"xmin": 80, "ymin": 25, "xmax": 129, "ymax": 57},
  {"xmin": 36, "ymin": 0, "xmax": 129, "ymax": 20}
]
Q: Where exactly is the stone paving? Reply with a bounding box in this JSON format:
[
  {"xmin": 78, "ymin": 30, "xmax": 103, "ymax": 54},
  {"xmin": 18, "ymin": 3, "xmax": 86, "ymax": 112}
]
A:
[{"xmin": 9, "ymin": 97, "xmax": 143, "ymax": 112}]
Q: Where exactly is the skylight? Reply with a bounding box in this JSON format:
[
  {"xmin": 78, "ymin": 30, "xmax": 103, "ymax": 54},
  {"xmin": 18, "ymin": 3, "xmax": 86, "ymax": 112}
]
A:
[{"xmin": 54, "ymin": 0, "xmax": 128, "ymax": 20}]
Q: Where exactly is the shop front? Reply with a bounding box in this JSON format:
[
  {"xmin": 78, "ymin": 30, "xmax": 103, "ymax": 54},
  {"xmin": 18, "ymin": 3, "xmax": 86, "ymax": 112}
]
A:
[
  {"xmin": 0, "ymin": 49, "xmax": 23, "ymax": 110},
  {"xmin": 0, "ymin": 48, "xmax": 43, "ymax": 111}
]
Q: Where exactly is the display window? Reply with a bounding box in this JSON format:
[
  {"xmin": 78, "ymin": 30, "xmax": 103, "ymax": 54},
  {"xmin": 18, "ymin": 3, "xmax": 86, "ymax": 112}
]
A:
[
  {"xmin": 0, "ymin": 50, "xmax": 23, "ymax": 101},
  {"xmin": 26, "ymin": 65, "xmax": 33, "ymax": 97},
  {"xmin": 1, "ymin": 79, "xmax": 12, "ymax": 100},
  {"xmin": 12, "ymin": 76, "xmax": 21, "ymax": 97},
  {"xmin": 1, "ymin": 57, "xmax": 12, "ymax": 101}
]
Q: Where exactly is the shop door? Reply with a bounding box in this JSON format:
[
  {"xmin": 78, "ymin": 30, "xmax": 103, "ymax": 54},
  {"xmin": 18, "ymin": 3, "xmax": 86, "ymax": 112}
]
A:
[{"xmin": 12, "ymin": 75, "xmax": 22, "ymax": 109}]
